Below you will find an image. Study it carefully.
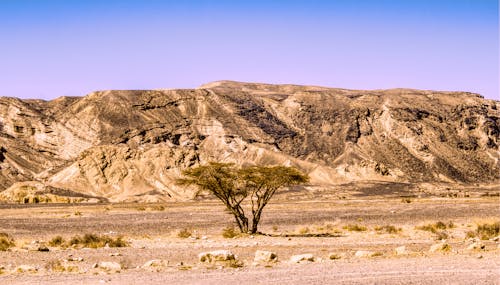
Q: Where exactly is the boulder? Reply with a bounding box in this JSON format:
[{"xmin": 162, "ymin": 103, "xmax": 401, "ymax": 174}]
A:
[
  {"xmin": 290, "ymin": 254, "xmax": 315, "ymax": 263},
  {"xmin": 254, "ymin": 250, "xmax": 278, "ymax": 263},
  {"xmin": 466, "ymin": 242, "xmax": 485, "ymax": 251},
  {"xmin": 354, "ymin": 250, "xmax": 375, "ymax": 258},
  {"xmin": 14, "ymin": 265, "xmax": 38, "ymax": 273},
  {"xmin": 429, "ymin": 243, "xmax": 451, "ymax": 253},
  {"xmin": 394, "ymin": 246, "xmax": 409, "ymax": 255},
  {"xmin": 142, "ymin": 259, "xmax": 169, "ymax": 271},
  {"xmin": 97, "ymin": 261, "xmax": 122, "ymax": 272}
]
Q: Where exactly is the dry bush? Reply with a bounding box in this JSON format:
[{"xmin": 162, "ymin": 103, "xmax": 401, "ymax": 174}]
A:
[
  {"xmin": 297, "ymin": 226, "xmax": 310, "ymax": 234},
  {"xmin": 343, "ymin": 224, "xmax": 367, "ymax": 232},
  {"xmin": 476, "ymin": 222, "xmax": 499, "ymax": 240},
  {"xmin": 68, "ymin": 234, "xmax": 128, "ymax": 248},
  {"xmin": 222, "ymin": 226, "xmax": 239, "ymax": 238},
  {"xmin": 416, "ymin": 221, "xmax": 454, "ymax": 233},
  {"xmin": 374, "ymin": 225, "xmax": 402, "ymax": 234},
  {"xmin": 151, "ymin": 205, "xmax": 165, "ymax": 211},
  {"xmin": 48, "ymin": 236, "xmax": 65, "ymax": 247},
  {"xmin": 177, "ymin": 229, "xmax": 192, "ymax": 238},
  {"xmin": 0, "ymin": 232, "xmax": 15, "ymax": 251},
  {"xmin": 435, "ymin": 231, "xmax": 449, "ymax": 240},
  {"xmin": 45, "ymin": 260, "xmax": 79, "ymax": 272}
]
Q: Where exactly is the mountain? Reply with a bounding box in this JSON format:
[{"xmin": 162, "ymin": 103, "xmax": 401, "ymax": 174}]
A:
[{"xmin": 0, "ymin": 81, "xmax": 498, "ymax": 202}]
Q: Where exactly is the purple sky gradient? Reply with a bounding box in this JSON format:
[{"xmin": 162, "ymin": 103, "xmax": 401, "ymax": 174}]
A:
[{"xmin": 0, "ymin": 0, "xmax": 498, "ymax": 100}]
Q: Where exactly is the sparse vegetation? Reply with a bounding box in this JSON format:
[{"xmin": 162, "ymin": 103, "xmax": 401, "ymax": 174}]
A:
[
  {"xmin": 67, "ymin": 234, "xmax": 128, "ymax": 248},
  {"xmin": 474, "ymin": 222, "xmax": 499, "ymax": 240},
  {"xmin": 374, "ymin": 225, "xmax": 402, "ymax": 234},
  {"xmin": 297, "ymin": 226, "xmax": 310, "ymax": 234},
  {"xmin": 45, "ymin": 260, "xmax": 79, "ymax": 272},
  {"xmin": 416, "ymin": 221, "xmax": 455, "ymax": 240},
  {"xmin": 343, "ymin": 224, "xmax": 367, "ymax": 232},
  {"xmin": 177, "ymin": 228, "xmax": 192, "ymax": 238},
  {"xmin": 48, "ymin": 235, "xmax": 65, "ymax": 247},
  {"xmin": 222, "ymin": 226, "xmax": 239, "ymax": 238},
  {"xmin": 0, "ymin": 232, "xmax": 15, "ymax": 251},
  {"xmin": 151, "ymin": 205, "xmax": 165, "ymax": 211},
  {"xmin": 416, "ymin": 221, "xmax": 454, "ymax": 233},
  {"xmin": 329, "ymin": 254, "xmax": 342, "ymax": 260}
]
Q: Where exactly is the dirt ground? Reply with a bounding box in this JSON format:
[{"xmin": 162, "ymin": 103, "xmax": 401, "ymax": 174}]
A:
[{"xmin": 0, "ymin": 189, "xmax": 499, "ymax": 284}]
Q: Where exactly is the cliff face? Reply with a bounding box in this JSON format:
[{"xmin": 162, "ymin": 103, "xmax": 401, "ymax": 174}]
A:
[{"xmin": 0, "ymin": 81, "xmax": 498, "ymax": 202}]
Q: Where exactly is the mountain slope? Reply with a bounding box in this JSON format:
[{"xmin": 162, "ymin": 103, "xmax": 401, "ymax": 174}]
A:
[{"xmin": 0, "ymin": 81, "xmax": 498, "ymax": 202}]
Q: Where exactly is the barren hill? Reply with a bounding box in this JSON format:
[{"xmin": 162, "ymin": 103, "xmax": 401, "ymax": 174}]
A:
[{"xmin": 0, "ymin": 81, "xmax": 498, "ymax": 202}]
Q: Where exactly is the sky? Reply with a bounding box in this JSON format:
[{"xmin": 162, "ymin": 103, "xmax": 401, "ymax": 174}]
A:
[{"xmin": 0, "ymin": 0, "xmax": 498, "ymax": 100}]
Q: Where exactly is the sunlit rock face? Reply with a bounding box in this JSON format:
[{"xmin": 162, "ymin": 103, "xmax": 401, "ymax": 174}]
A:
[{"xmin": 0, "ymin": 81, "xmax": 498, "ymax": 202}]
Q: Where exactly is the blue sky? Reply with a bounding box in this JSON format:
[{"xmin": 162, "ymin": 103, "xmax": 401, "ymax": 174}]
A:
[{"xmin": 0, "ymin": 0, "xmax": 498, "ymax": 99}]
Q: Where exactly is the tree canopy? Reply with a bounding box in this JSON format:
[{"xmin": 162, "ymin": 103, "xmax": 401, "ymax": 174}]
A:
[{"xmin": 178, "ymin": 162, "xmax": 309, "ymax": 234}]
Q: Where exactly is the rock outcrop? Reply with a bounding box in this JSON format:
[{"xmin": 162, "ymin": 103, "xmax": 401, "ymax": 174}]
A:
[{"xmin": 0, "ymin": 81, "xmax": 498, "ymax": 202}]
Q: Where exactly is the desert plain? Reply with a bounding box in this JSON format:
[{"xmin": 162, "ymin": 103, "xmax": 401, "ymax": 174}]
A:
[{"xmin": 0, "ymin": 182, "xmax": 498, "ymax": 285}]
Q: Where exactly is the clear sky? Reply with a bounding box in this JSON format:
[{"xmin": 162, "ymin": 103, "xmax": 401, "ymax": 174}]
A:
[{"xmin": 0, "ymin": 0, "xmax": 498, "ymax": 100}]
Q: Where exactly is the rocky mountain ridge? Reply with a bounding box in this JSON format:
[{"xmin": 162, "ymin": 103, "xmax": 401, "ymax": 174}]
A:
[{"xmin": 0, "ymin": 81, "xmax": 498, "ymax": 202}]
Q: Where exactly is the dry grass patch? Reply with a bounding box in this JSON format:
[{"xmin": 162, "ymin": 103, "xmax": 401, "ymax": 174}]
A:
[
  {"xmin": 48, "ymin": 235, "xmax": 65, "ymax": 247},
  {"xmin": 374, "ymin": 225, "xmax": 402, "ymax": 234},
  {"xmin": 177, "ymin": 229, "xmax": 192, "ymax": 238},
  {"xmin": 222, "ymin": 226, "xmax": 239, "ymax": 238},
  {"xmin": 467, "ymin": 222, "xmax": 499, "ymax": 240},
  {"xmin": 68, "ymin": 234, "xmax": 128, "ymax": 248},
  {"xmin": 343, "ymin": 224, "xmax": 367, "ymax": 232},
  {"xmin": 416, "ymin": 221, "xmax": 454, "ymax": 233},
  {"xmin": 0, "ymin": 232, "xmax": 15, "ymax": 251}
]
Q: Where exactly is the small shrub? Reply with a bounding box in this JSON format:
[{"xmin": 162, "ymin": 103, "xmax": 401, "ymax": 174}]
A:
[
  {"xmin": 401, "ymin": 198, "xmax": 412, "ymax": 203},
  {"xmin": 0, "ymin": 233, "xmax": 15, "ymax": 251},
  {"xmin": 343, "ymin": 224, "xmax": 367, "ymax": 232},
  {"xmin": 272, "ymin": 225, "xmax": 278, "ymax": 231},
  {"xmin": 441, "ymin": 243, "xmax": 451, "ymax": 252},
  {"xmin": 465, "ymin": 230, "xmax": 477, "ymax": 239},
  {"xmin": 74, "ymin": 211, "xmax": 82, "ymax": 216},
  {"xmin": 68, "ymin": 234, "xmax": 128, "ymax": 248},
  {"xmin": 298, "ymin": 227, "xmax": 310, "ymax": 234},
  {"xmin": 329, "ymin": 253, "xmax": 342, "ymax": 260},
  {"xmin": 374, "ymin": 225, "xmax": 402, "ymax": 234},
  {"xmin": 476, "ymin": 222, "xmax": 499, "ymax": 240},
  {"xmin": 222, "ymin": 226, "xmax": 239, "ymax": 238},
  {"xmin": 45, "ymin": 260, "xmax": 78, "ymax": 272},
  {"xmin": 136, "ymin": 206, "xmax": 146, "ymax": 211},
  {"xmin": 48, "ymin": 236, "xmax": 65, "ymax": 247},
  {"xmin": 372, "ymin": 252, "xmax": 383, "ymax": 257},
  {"xmin": 151, "ymin": 205, "xmax": 165, "ymax": 211},
  {"xmin": 416, "ymin": 221, "xmax": 454, "ymax": 233},
  {"xmin": 435, "ymin": 231, "xmax": 449, "ymax": 240},
  {"xmin": 177, "ymin": 229, "xmax": 192, "ymax": 238}
]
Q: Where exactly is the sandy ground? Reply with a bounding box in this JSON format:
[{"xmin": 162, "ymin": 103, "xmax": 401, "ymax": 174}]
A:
[{"xmin": 0, "ymin": 195, "xmax": 499, "ymax": 284}]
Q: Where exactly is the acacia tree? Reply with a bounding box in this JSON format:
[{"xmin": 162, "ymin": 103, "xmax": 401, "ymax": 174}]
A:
[{"xmin": 177, "ymin": 162, "xmax": 309, "ymax": 234}]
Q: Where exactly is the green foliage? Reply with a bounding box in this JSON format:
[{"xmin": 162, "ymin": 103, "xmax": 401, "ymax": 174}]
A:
[{"xmin": 178, "ymin": 162, "xmax": 309, "ymax": 233}]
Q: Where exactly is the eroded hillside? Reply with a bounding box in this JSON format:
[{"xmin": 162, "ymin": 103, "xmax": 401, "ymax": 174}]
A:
[{"xmin": 0, "ymin": 81, "xmax": 498, "ymax": 202}]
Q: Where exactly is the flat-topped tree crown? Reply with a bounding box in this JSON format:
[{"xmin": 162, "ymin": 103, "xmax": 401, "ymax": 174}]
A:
[{"xmin": 178, "ymin": 163, "xmax": 309, "ymax": 234}]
